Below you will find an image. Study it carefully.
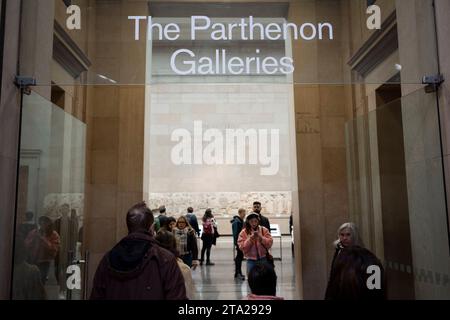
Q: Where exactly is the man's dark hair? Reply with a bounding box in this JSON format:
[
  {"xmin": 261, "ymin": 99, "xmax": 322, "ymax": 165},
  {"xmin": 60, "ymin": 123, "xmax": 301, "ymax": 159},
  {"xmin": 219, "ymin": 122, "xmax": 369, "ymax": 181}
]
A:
[
  {"xmin": 159, "ymin": 205, "xmax": 166, "ymax": 214},
  {"xmin": 248, "ymin": 263, "xmax": 277, "ymax": 296},
  {"xmin": 162, "ymin": 216, "xmax": 176, "ymax": 230},
  {"xmin": 187, "ymin": 207, "xmax": 194, "ymax": 213},
  {"xmin": 126, "ymin": 202, "xmax": 154, "ymax": 233},
  {"xmin": 253, "ymin": 201, "xmax": 261, "ymax": 206},
  {"xmin": 25, "ymin": 211, "xmax": 34, "ymax": 221}
]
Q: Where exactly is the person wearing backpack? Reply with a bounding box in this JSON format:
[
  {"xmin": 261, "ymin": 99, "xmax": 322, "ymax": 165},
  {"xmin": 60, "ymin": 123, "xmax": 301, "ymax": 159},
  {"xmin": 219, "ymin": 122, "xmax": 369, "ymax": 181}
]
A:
[{"xmin": 200, "ymin": 209, "xmax": 215, "ymax": 266}]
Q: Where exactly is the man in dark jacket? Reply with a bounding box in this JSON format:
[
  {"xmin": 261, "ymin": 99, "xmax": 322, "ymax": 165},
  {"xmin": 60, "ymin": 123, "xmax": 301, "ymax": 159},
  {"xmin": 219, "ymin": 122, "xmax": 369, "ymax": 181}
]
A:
[
  {"xmin": 253, "ymin": 201, "xmax": 271, "ymax": 233},
  {"xmin": 231, "ymin": 208, "xmax": 246, "ymax": 280},
  {"xmin": 90, "ymin": 202, "xmax": 187, "ymax": 300},
  {"xmin": 186, "ymin": 207, "xmax": 200, "ymax": 236},
  {"xmin": 154, "ymin": 205, "xmax": 168, "ymax": 232}
]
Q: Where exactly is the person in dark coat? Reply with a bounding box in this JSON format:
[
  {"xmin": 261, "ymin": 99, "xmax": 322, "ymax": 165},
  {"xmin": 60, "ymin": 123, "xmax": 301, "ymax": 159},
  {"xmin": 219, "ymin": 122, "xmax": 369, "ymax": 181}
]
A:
[
  {"xmin": 325, "ymin": 246, "xmax": 386, "ymax": 300},
  {"xmin": 90, "ymin": 202, "xmax": 187, "ymax": 300},
  {"xmin": 185, "ymin": 207, "xmax": 200, "ymax": 236},
  {"xmin": 325, "ymin": 222, "xmax": 365, "ymax": 299},
  {"xmin": 230, "ymin": 208, "xmax": 246, "ymax": 280},
  {"xmin": 252, "ymin": 201, "xmax": 271, "ymax": 233},
  {"xmin": 155, "ymin": 205, "xmax": 169, "ymax": 232}
]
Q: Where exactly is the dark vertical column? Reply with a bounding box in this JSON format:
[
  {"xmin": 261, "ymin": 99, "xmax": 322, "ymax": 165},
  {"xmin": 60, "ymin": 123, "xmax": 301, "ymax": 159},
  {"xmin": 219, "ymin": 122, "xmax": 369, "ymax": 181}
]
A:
[
  {"xmin": 0, "ymin": 0, "xmax": 22, "ymax": 299},
  {"xmin": 376, "ymin": 85, "xmax": 415, "ymax": 299}
]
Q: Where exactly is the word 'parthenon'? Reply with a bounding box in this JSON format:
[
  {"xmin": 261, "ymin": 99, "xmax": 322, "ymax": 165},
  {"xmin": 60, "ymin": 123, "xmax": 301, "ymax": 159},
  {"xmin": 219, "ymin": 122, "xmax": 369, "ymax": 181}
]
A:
[{"xmin": 128, "ymin": 16, "xmax": 334, "ymax": 41}]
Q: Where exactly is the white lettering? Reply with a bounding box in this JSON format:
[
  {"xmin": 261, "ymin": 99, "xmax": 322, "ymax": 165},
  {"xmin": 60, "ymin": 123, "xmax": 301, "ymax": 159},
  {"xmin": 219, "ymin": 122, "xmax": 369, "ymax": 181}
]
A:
[
  {"xmin": 67, "ymin": 5, "xmax": 81, "ymax": 30},
  {"xmin": 366, "ymin": 265, "xmax": 382, "ymax": 290},
  {"xmin": 128, "ymin": 16, "xmax": 147, "ymax": 40},
  {"xmin": 170, "ymin": 49, "xmax": 196, "ymax": 75},
  {"xmin": 66, "ymin": 265, "xmax": 81, "ymax": 290},
  {"xmin": 367, "ymin": 5, "xmax": 381, "ymax": 30},
  {"xmin": 191, "ymin": 16, "xmax": 211, "ymax": 40},
  {"xmin": 171, "ymin": 121, "xmax": 280, "ymax": 176}
]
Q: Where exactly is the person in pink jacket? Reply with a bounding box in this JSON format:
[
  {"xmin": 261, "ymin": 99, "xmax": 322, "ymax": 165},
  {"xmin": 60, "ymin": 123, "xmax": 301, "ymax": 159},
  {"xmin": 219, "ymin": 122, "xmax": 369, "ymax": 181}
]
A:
[{"xmin": 238, "ymin": 213, "xmax": 273, "ymax": 275}]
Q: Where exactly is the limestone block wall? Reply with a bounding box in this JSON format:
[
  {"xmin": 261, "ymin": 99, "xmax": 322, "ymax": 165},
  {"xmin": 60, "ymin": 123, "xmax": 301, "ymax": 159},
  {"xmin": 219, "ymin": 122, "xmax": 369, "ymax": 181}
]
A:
[
  {"xmin": 84, "ymin": 0, "xmax": 147, "ymax": 296},
  {"xmin": 289, "ymin": 0, "xmax": 350, "ymax": 300},
  {"xmin": 145, "ymin": 83, "xmax": 296, "ymax": 221}
]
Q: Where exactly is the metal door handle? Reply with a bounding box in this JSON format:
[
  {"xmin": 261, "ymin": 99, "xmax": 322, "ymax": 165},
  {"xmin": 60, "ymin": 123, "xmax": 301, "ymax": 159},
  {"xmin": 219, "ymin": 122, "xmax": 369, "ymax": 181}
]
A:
[{"xmin": 72, "ymin": 259, "xmax": 86, "ymax": 264}]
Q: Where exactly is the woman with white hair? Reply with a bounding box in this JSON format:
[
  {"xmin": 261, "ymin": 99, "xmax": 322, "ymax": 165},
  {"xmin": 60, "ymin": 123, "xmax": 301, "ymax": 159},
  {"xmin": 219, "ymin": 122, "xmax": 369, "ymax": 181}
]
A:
[{"xmin": 325, "ymin": 222, "xmax": 363, "ymax": 299}]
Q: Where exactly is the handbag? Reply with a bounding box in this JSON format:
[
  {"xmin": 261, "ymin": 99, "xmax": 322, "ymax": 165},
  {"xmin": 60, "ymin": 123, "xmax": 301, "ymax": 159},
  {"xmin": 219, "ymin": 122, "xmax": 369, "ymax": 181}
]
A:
[
  {"xmin": 262, "ymin": 243, "xmax": 275, "ymax": 268},
  {"xmin": 254, "ymin": 227, "xmax": 275, "ymax": 269},
  {"xmin": 213, "ymin": 226, "xmax": 220, "ymax": 238}
]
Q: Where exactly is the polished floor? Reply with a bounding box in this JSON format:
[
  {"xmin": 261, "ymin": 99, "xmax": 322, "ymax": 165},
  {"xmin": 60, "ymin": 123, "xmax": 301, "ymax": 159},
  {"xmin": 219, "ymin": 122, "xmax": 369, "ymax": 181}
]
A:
[
  {"xmin": 192, "ymin": 236, "xmax": 300, "ymax": 300},
  {"xmin": 40, "ymin": 235, "xmax": 299, "ymax": 300}
]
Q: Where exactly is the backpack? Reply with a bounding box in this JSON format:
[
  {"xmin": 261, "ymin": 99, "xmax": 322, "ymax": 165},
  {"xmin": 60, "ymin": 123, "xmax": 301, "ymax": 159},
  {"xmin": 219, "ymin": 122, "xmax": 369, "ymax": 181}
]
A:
[{"xmin": 203, "ymin": 222, "xmax": 213, "ymax": 235}]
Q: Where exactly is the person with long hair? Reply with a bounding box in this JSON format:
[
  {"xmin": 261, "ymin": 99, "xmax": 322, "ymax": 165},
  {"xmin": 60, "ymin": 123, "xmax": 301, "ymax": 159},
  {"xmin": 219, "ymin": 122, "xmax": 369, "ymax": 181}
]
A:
[
  {"xmin": 325, "ymin": 222, "xmax": 364, "ymax": 299},
  {"xmin": 173, "ymin": 216, "xmax": 199, "ymax": 269},
  {"xmin": 155, "ymin": 230, "xmax": 197, "ymax": 300},
  {"xmin": 200, "ymin": 209, "xmax": 215, "ymax": 266},
  {"xmin": 238, "ymin": 213, "xmax": 273, "ymax": 275}
]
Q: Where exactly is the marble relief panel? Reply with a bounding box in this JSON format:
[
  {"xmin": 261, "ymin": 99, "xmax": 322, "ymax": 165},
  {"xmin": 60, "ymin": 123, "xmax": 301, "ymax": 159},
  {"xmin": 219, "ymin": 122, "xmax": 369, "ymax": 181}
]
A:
[{"xmin": 148, "ymin": 191, "xmax": 291, "ymax": 217}]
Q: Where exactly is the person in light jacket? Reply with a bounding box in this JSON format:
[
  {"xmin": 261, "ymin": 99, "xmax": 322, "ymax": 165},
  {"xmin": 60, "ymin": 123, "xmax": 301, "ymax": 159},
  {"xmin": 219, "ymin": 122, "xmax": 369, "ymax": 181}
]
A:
[{"xmin": 238, "ymin": 213, "xmax": 273, "ymax": 275}]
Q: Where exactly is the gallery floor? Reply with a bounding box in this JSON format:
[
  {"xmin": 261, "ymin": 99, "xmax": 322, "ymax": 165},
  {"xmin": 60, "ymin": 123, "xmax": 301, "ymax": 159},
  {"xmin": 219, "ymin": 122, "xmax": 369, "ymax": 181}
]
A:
[
  {"xmin": 192, "ymin": 236, "xmax": 300, "ymax": 300},
  {"xmin": 41, "ymin": 235, "xmax": 299, "ymax": 300}
]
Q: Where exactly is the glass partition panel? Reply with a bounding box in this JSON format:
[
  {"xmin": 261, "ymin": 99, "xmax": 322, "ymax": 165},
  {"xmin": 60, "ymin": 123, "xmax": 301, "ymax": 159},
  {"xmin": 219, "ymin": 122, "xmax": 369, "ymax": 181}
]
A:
[
  {"xmin": 13, "ymin": 90, "xmax": 86, "ymax": 300},
  {"xmin": 345, "ymin": 86, "xmax": 450, "ymax": 299}
]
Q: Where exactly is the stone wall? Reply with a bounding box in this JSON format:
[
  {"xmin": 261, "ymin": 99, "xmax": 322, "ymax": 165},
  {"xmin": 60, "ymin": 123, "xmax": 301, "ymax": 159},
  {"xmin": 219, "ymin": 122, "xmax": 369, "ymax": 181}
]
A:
[
  {"xmin": 147, "ymin": 191, "xmax": 292, "ymax": 216},
  {"xmin": 145, "ymin": 83, "xmax": 297, "ymax": 209}
]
